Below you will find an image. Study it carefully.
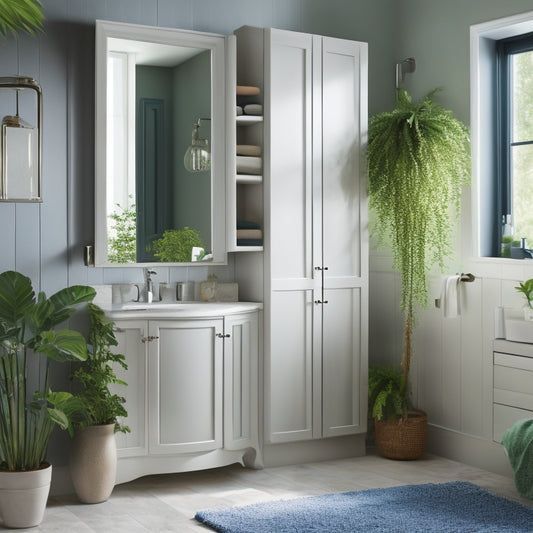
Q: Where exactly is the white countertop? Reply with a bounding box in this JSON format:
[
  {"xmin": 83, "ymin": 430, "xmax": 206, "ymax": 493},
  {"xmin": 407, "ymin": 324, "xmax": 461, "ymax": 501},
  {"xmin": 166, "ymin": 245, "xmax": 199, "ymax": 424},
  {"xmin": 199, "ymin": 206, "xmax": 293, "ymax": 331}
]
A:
[{"xmin": 103, "ymin": 301, "xmax": 263, "ymax": 320}]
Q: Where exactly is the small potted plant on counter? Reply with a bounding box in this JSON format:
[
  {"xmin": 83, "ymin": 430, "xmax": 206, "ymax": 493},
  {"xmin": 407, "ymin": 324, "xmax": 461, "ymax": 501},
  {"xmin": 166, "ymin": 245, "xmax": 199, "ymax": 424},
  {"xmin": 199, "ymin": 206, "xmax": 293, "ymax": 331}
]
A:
[
  {"xmin": 515, "ymin": 279, "xmax": 533, "ymax": 321},
  {"xmin": 69, "ymin": 303, "xmax": 129, "ymax": 504}
]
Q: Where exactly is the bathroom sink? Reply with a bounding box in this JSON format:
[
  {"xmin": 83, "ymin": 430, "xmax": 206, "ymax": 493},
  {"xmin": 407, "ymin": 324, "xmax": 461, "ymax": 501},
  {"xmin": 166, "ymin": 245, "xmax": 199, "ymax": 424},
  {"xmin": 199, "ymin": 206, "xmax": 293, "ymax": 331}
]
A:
[{"xmin": 106, "ymin": 300, "xmax": 262, "ymax": 318}]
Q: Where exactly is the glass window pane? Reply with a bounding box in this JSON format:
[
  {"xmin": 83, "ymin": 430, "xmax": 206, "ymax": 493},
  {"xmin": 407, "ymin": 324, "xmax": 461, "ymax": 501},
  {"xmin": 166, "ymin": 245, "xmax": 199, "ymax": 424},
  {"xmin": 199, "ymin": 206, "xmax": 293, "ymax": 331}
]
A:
[
  {"xmin": 512, "ymin": 51, "xmax": 533, "ymax": 143},
  {"xmin": 512, "ymin": 143, "xmax": 533, "ymax": 245}
]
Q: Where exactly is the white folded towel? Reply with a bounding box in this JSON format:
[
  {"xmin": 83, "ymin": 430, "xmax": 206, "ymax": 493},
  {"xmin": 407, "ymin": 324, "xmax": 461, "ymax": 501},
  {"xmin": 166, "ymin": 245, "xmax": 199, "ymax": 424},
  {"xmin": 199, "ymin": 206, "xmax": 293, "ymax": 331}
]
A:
[
  {"xmin": 236, "ymin": 156, "xmax": 262, "ymax": 175},
  {"xmin": 440, "ymin": 275, "xmax": 461, "ymax": 318}
]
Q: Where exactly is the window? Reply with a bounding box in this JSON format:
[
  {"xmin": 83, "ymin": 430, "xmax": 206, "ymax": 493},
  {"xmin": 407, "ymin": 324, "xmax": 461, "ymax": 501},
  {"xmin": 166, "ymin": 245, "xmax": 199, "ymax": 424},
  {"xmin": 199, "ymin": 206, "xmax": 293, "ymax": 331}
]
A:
[
  {"xmin": 471, "ymin": 11, "xmax": 533, "ymax": 260},
  {"xmin": 497, "ymin": 32, "xmax": 533, "ymax": 257}
]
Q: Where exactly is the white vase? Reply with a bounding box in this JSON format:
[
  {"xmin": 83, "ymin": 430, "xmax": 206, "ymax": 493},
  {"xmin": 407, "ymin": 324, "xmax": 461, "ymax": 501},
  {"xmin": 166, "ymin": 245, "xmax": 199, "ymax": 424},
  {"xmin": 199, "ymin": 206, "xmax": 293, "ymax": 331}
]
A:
[
  {"xmin": 0, "ymin": 463, "xmax": 52, "ymax": 528},
  {"xmin": 70, "ymin": 424, "xmax": 117, "ymax": 504}
]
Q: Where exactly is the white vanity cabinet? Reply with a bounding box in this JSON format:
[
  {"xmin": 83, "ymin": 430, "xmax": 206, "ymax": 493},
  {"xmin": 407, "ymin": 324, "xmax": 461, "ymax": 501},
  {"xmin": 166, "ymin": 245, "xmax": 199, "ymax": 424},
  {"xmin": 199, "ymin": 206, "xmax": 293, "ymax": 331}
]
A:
[
  {"xmin": 233, "ymin": 27, "xmax": 368, "ymax": 446},
  {"xmin": 107, "ymin": 304, "xmax": 261, "ymax": 483},
  {"xmin": 493, "ymin": 339, "xmax": 533, "ymax": 443}
]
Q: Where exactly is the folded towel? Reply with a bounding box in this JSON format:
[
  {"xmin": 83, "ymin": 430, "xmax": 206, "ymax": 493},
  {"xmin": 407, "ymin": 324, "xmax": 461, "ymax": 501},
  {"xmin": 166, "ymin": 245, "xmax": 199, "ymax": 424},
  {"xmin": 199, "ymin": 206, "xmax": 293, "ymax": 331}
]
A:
[
  {"xmin": 237, "ymin": 229, "xmax": 262, "ymax": 239},
  {"xmin": 236, "ymin": 85, "xmax": 260, "ymax": 96},
  {"xmin": 244, "ymin": 104, "xmax": 263, "ymax": 115},
  {"xmin": 440, "ymin": 275, "xmax": 461, "ymax": 318},
  {"xmin": 502, "ymin": 419, "xmax": 533, "ymax": 498},
  {"xmin": 237, "ymin": 145, "xmax": 262, "ymax": 157},
  {"xmin": 237, "ymin": 220, "xmax": 261, "ymax": 230},
  {"xmin": 237, "ymin": 95, "xmax": 260, "ymax": 107},
  {"xmin": 237, "ymin": 156, "xmax": 262, "ymax": 175},
  {"xmin": 237, "ymin": 238, "xmax": 263, "ymax": 246},
  {"xmin": 236, "ymin": 105, "xmax": 243, "ymax": 116}
]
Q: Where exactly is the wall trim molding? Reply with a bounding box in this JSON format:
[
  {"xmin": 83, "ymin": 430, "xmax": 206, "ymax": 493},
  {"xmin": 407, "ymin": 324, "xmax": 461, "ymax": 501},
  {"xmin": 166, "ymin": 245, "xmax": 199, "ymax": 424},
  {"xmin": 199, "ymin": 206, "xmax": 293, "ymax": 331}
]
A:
[{"xmin": 427, "ymin": 424, "xmax": 512, "ymax": 478}]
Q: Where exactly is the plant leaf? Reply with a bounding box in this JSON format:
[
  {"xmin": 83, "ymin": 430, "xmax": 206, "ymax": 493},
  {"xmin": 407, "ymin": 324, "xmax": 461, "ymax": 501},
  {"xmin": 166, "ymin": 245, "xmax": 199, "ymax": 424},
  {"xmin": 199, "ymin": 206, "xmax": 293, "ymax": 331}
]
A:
[
  {"xmin": 34, "ymin": 329, "xmax": 88, "ymax": 362},
  {"xmin": 0, "ymin": 0, "xmax": 44, "ymax": 37}
]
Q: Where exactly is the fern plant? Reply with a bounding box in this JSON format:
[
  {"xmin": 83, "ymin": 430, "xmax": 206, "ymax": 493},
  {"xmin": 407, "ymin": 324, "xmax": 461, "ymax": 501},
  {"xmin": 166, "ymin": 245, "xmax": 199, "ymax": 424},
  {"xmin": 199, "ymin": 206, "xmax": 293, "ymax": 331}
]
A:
[
  {"xmin": 367, "ymin": 89, "xmax": 470, "ymax": 411},
  {"xmin": 368, "ymin": 365, "xmax": 407, "ymax": 421},
  {"xmin": 70, "ymin": 304, "xmax": 129, "ymax": 434}
]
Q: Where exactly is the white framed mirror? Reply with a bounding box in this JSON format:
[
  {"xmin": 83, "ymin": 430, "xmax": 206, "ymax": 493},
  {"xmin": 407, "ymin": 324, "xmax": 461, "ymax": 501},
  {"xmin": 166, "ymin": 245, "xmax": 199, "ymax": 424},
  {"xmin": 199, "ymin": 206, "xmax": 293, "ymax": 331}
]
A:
[{"xmin": 94, "ymin": 20, "xmax": 230, "ymax": 266}]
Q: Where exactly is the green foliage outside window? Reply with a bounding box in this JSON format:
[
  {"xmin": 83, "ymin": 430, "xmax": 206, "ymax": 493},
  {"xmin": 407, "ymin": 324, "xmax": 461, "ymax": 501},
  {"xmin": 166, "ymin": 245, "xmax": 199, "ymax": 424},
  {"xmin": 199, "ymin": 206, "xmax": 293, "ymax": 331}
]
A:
[
  {"xmin": 108, "ymin": 200, "xmax": 136, "ymax": 263},
  {"xmin": 510, "ymin": 51, "xmax": 533, "ymax": 246}
]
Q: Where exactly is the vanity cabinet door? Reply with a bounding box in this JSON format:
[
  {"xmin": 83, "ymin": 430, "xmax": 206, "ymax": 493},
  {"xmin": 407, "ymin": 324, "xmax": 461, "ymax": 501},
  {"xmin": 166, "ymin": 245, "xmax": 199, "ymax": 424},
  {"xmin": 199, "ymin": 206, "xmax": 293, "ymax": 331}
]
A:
[
  {"xmin": 148, "ymin": 319, "xmax": 224, "ymax": 454},
  {"xmin": 112, "ymin": 320, "xmax": 149, "ymax": 458},
  {"xmin": 223, "ymin": 312, "xmax": 259, "ymax": 451}
]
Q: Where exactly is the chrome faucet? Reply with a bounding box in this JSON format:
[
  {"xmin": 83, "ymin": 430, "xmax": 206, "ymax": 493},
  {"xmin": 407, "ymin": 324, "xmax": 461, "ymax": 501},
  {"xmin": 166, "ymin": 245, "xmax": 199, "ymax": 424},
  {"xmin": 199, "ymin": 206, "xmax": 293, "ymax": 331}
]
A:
[{"xmin": 144, "ymin": 269, "xmax": 157, "ymax": 303}]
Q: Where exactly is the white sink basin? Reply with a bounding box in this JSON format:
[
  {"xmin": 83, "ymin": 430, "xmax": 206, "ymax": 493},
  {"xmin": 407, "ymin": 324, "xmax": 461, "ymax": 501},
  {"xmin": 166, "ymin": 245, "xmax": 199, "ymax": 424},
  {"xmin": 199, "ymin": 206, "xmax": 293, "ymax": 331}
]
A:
[{"xmin": 106, "ymin": 300, "xmax": 262, "ymax": 318}]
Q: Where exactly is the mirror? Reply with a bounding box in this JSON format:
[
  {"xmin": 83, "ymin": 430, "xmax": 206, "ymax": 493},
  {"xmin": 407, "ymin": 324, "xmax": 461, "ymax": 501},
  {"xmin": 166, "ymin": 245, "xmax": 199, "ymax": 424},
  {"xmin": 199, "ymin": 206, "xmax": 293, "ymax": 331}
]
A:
[{"xmin": 94, "ymin": 20, "xmax": 228, "ymax": 266}]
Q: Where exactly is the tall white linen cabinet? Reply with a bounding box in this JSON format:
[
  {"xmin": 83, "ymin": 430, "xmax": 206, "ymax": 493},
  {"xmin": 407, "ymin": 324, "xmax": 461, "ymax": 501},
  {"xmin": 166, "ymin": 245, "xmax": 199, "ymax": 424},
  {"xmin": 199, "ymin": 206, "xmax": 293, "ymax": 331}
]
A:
[{"xmin": 232, "ymin": 26, "xmax": 369, "ymax": 464}]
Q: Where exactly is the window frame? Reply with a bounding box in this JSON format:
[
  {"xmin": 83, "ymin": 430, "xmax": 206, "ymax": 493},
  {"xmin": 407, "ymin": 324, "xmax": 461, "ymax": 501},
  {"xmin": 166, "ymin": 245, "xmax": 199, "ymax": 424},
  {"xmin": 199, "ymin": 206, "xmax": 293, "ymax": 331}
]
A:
[
  {"xmin": 496, "ymin": 31, "xmax": 533, "ymax": 238},
  {"xmin": 470, "ymin": 11, "xmax": 533, "ymax": 268}
]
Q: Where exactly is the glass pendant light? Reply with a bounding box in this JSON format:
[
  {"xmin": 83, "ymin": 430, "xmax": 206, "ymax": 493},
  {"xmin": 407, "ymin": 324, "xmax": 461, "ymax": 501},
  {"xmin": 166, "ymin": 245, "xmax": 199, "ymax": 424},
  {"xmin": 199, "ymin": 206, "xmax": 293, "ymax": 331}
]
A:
[{"xmin": 184, "ymin": 119, "xmax": 210, "ymax": 172}]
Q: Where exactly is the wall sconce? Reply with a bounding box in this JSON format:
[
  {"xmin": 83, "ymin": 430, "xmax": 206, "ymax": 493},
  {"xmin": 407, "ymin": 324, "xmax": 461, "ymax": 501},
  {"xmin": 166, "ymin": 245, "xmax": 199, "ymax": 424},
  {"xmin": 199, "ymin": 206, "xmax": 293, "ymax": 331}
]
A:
[
  {"xmin": 0, "ymin": 76, "xmax": 42, "ymax": 202},
  {"xmin": 183, "ymin": 118, "xmax": 211, "ymax": 173}
]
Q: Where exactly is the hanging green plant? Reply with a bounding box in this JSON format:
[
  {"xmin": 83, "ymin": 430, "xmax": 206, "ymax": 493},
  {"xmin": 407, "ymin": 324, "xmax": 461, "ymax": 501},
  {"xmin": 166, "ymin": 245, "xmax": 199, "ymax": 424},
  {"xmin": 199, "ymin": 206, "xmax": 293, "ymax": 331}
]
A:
[
  {"xmin": 367, "ymin": 88, "xmax": 470, "ymax": 409},
  {"xmin": 0, "ymin": 0, "xmax": 44, "ymax": 37}
]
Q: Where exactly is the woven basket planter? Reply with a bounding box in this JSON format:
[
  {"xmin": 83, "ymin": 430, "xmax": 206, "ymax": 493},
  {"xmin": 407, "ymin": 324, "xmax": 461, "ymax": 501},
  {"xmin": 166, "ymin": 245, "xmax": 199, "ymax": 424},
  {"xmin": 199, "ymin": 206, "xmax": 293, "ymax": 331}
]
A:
[{"xmin": 374, "ymin": 410, "xmax": 428, "ymax": 460}]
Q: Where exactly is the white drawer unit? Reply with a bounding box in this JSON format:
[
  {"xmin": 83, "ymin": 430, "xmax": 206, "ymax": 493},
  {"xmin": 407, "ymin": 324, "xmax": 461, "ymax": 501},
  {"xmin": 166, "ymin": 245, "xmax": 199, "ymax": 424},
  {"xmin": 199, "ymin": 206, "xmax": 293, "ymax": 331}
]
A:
[{"xmin": 493, "ymin": 339, "xmax": 533, "ymax": 443}]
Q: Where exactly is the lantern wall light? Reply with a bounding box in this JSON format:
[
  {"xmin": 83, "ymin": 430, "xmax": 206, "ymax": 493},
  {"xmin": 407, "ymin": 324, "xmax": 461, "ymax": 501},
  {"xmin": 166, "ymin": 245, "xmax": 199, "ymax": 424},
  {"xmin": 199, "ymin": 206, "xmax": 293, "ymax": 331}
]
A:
[{"xmin": 0, "ymin": 76, "xmax": 42, "ymax": 202}]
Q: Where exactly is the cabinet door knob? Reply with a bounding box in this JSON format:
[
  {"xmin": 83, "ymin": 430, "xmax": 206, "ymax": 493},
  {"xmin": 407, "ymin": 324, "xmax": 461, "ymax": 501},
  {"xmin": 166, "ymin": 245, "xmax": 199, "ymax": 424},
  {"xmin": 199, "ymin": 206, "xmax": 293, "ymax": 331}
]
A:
[
  {"xmin": 216, "ymin": 333, "xmax": 231, "ymax": 338},
  {"xmin": 314, "ymin": 266, "xmax": 329, "ymax": 271},
  {"xmin": 141, "ymin": 335, "xmax": 159, "ymax": 343},
  {"xmin": 314, "ymin": 300, "xmax": 329, "ymax": 305}
]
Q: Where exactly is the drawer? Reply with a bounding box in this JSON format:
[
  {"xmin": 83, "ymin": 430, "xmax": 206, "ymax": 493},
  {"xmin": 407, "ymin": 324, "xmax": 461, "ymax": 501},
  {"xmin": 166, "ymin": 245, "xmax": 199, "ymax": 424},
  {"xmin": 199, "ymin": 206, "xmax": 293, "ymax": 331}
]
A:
[
  {"xmin": 494, "ymin": 352, "xmax": 533, "ymax": 371},
  {"xmin": 494, "ymin": 363, "xmax": 533, "ymax": 396},
  {"xmin": 493, "ymin": 403, "xmax": 533, "ymax": 443}
]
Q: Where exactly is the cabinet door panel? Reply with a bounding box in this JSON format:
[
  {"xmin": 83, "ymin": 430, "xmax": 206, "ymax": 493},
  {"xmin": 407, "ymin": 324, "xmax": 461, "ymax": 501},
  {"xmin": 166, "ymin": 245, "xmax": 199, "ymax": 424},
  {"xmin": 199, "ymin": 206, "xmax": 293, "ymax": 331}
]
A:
[
  {"xmin": 112, "ymin": 320, "xmax": 148, "ymax": 457},
  {"xmin": 268, "ymin": 290, "xmax": 314, "ymax": 442},
  {"xmin": 269, "ymin": 30, "xmax": 313, "ymax": 282},
  {"xmin": 322, "ymin": 38, "xmax": 365, "ymax": 280},
  {"xmin": 224, "ymin": 313, "xmax": 258, "ymax": 450},
  {"xmin": 149, "ymin": 319, "xmax": 223, "ymax": 454},
  {"xmin": 322, "ymin": 287, "xmax": 365, "ymax": 437}
]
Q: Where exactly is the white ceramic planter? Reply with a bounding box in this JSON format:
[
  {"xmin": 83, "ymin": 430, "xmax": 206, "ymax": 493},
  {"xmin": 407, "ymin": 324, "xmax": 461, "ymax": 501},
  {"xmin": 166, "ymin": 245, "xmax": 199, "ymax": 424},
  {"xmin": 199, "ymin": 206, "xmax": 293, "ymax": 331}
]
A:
[
  {"xmin": 0, "ymin": 463, "xmax": 52, "ymax": 528},
  {"xmin": 70, "ymin": 424, "xmax": 117, "ymax": 504}
]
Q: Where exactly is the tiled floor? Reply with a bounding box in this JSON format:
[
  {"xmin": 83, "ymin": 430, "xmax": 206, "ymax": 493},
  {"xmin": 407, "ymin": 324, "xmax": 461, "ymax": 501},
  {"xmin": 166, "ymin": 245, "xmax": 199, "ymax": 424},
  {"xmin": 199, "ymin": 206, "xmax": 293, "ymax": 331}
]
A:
[{"xmin": 4, "ymin": 452, "xmax": 532, "ymax": 532}]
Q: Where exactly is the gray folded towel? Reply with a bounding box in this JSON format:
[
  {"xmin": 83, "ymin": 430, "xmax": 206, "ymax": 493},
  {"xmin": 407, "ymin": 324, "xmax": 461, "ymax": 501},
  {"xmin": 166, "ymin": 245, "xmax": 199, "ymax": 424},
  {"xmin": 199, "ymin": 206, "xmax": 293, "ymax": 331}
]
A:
[{"xmin": 244, "ymin": 104, "xmax": 262, "ymax": 115}]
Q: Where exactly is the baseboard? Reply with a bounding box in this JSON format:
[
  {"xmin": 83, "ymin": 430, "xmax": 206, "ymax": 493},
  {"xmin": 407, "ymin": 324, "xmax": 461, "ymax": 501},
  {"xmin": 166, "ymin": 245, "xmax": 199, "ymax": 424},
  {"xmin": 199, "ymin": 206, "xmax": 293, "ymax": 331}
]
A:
[
  {"xmin": 263, "ymin": 434, "xmax": 366, "ymax": 468},
  {"xmin": 50, "ymin": 465, "xmax": 74, "ymax": 496},
  {"xmin": 426, "ymin": 424, "xmax": 513, "ymax": 478}
]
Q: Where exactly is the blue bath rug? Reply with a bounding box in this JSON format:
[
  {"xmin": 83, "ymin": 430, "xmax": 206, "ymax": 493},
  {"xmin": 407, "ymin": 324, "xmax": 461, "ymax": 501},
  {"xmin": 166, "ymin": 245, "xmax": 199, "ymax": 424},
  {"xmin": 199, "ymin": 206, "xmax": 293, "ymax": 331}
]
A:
[{"xmin": 195, "ymin": 481, "xmax": 533, "ymax": 532}]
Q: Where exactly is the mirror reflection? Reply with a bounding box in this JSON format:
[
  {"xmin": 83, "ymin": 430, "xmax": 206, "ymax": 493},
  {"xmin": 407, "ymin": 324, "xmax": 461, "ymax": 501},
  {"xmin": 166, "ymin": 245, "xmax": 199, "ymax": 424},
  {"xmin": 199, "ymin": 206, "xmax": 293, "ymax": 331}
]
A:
[{"xmin": 98, "ymin": 28, "xmax": 216, "ymax": 265}]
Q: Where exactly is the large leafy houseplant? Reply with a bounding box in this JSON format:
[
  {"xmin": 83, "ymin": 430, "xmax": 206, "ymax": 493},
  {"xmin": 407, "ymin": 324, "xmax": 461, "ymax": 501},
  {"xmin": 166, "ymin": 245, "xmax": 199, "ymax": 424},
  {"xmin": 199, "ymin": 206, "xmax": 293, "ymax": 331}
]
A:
[
  {"xmin": 70, "ymin": 303, "xmax": 129, "ymax": 433},
  {"xmin": 0, "ymin": 270, "xmax": 95, "ymax": 471},
  {"xmin": 367, "ymin": 89, "xmax": 470, "ymax": 417},
  {"xmin": 0, "ymin": 0, "xmax": 44, "ymax": 37}
]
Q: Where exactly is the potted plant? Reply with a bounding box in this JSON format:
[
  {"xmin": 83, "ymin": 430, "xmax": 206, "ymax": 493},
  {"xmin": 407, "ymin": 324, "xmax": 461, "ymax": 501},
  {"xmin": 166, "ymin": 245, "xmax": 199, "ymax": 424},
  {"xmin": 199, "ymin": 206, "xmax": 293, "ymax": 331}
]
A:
[
  {"xmin": 151, "ymin": 226, "xmax": 205, "ymax": 262},
  {"xmin": 515, "ymin": 279, "xmax": 533, "ymax": 321},
  {"xmin": 0, "ymin": 270, "xmax": 95, "ymax": 528},
  {"xmin": 69, "ymin": 303, "xmax": 129, "ymax": 504},
  {"xmin": 366, "ymin": 89, "xmax": 470, "ymax": 459}
]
